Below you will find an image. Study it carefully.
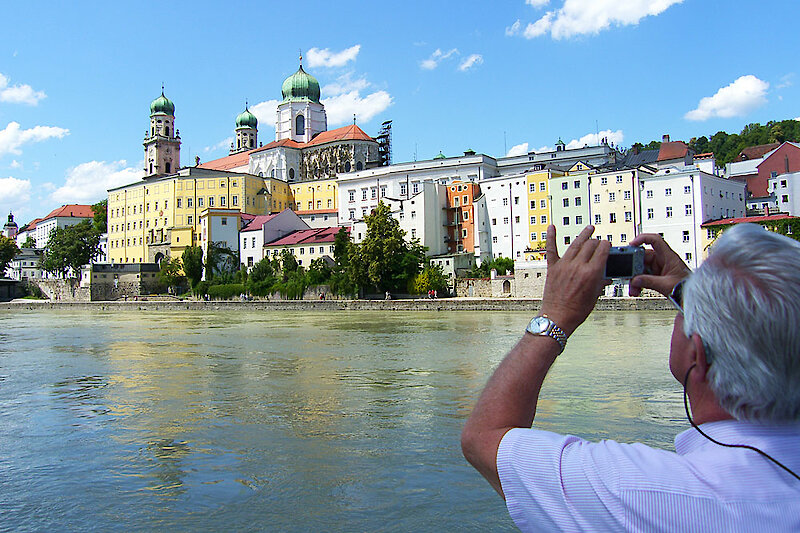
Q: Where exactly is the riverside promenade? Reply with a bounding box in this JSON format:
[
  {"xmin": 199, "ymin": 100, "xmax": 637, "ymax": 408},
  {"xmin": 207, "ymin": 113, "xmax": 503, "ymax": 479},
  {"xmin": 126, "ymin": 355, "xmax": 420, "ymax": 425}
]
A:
[{"xmin": 0, "ymin": 297, "xmax": 674, "ymax": 312}]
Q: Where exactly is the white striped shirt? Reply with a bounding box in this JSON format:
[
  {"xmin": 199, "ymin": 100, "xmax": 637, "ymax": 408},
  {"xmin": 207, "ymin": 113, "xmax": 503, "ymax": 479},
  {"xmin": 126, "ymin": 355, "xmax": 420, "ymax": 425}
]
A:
[{"xmin": 497, "ymin": 420, "xmax": 800, "ymax": 532}]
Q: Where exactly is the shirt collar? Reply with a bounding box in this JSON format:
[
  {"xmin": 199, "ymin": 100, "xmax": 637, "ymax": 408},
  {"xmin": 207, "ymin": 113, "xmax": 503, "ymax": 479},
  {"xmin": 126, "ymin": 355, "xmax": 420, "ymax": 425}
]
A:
[{"xmin": 675, "ymin": 419, "xmax": 800, "ymax": 455}]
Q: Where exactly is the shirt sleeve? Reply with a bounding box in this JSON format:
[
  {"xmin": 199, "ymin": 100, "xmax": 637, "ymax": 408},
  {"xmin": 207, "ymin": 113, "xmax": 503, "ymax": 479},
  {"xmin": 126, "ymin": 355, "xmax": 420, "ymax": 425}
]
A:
[{"xmin": 497, "ymin": 427, "xmax": 627, "ymax": 532}]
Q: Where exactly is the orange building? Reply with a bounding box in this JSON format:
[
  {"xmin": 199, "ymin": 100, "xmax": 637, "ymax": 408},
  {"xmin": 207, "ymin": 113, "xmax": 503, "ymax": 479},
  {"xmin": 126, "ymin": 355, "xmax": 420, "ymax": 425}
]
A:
[{"xmin": 444, "ymin": 181, "xmax": 481, "ymax": 253}]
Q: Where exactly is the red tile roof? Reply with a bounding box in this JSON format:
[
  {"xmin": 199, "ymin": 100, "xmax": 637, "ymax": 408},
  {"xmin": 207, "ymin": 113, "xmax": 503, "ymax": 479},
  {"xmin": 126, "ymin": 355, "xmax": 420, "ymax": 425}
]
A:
[
  {"xmin": 657, "ymin": 141, "xmax": 690, "ymax": 162},
  {"xmin": 42, "ymin": 204, "xmax": 94, "ymax": 221},
  {"xmin": 253, "ymin": 138, "xmax": 303, "ymax": 152},
  {"xmin": 701, "ymin": 214, "xmax": 798, "ymax": 227},
  {"xmin": 241, "ymin": 213, "xmax": 280, "ymax": 232},
  {"xmin": 296, "ymin": 209, "xmax": 338, "ymax": 215},
  {"xmin": 265, "ymin": 226, "xmax": 348, "ymax": 246},
  {"xmin": 198, "ymin": 149, "xmax": 256, "ymax": 171},
  {"xmin": 251, "ymin": 125, "xmax": 375, "ymax": 155},
  {"xmin": 738, "ymin": 143, "xmax": 780, "ymax": 161},
  {"xmin": 694, "ymin": 152, "xmax": 714, "ymax": 159}
]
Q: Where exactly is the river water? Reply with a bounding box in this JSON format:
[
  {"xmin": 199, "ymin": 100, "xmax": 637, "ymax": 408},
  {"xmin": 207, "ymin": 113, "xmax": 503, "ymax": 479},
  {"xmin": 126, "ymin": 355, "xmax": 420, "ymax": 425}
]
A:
[{"xmin": 0, "ymin": 309, "xmax": 685, "ymax": 531}]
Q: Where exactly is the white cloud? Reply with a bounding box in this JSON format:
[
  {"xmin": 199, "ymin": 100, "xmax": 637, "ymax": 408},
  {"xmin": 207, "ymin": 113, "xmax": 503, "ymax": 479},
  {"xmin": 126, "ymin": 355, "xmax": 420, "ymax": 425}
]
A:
[
  {"xmin": 459, "ymin": 54, "xmax": 484, "ymax": 71},
  {"xmin": 564, "ymin": 129, "xmax": 624, "ymax": 149},
  {"xmin": 526, "ymin": 0, "xmax": 550, "ymax": 6},
  {"xmin": 420, "ymin": 48, "xmax": 459, "ymax": 70},
  {"xmin": 250, "ymin": 100, "xmax": 280, "ymax": 128},
  {"xmin": 306, "ymin": 45, "xmax": 361, "ymax": 68},
  {"xmin": 516, "ymin": 0, "xmax": 683, "ymax": 40},
  {"xmin": 776, "ymin": 73, "xmax": 794, "ymax": 90},
  {"xmin": 0, "ymin": 122, "xmax": 69, "ymax": 158},
  {"xmin": 204, "ymin": 137, "xmax": 233, "ymax": 153},
  {"xmin": 684, "ymin": 75, "xmax": 769, "ymax": 121},
  {"xmin": 322, "ymin": 72, "xmax": 370, "ymax": 96},
  {"xmin": 51, "ymin": 160, "xmax": 143, "ymax": 204},
  {"xmin": 795, "ymin": 117, "xmax": 800, "ymax": 121},
  {"xmin": 9, "ymin": 160, "xmax": 21, "ymax": 169},
  {"xmin": 506, "ymin": 142, "xmax": 529, "ymax": 157},
  {"xmin": 0, "ymin": 176, "xmax": 32, "ymax": 204},
  {"xmin": 323, "ymin": 91, "xmax": 393, "ymax": 126},
  {"xmin": 0, "ymin": 73, "xmax": 46, "ymax": 105},
  {"xmin": 506, "ymin": 19, "xmax": 522, "ymax": 36}
]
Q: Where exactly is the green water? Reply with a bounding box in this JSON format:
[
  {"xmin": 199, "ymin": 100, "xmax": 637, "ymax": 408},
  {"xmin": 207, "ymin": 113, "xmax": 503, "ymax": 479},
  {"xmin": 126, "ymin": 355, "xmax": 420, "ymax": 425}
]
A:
[{"xmin": 0, "ymin": 309, "xmax": 683, "ymax": 531}]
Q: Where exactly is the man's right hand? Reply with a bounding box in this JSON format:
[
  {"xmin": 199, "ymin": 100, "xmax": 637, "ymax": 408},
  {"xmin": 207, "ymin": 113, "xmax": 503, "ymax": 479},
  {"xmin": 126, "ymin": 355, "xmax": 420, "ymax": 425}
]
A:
[{"xmin": 628, "ymin": 233, "xmax": 691, "ymax": 297}]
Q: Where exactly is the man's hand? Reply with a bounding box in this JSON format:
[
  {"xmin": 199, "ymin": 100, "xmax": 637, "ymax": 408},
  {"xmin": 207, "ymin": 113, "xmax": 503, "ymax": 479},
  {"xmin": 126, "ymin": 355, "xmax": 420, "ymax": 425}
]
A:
[
  {"xmin": 628, "ymin": 233, "xmax": 691, "ymax": 297},
  {"xmin": 540, "ymin": 225, "xmax": 610, "ymax": 337}
]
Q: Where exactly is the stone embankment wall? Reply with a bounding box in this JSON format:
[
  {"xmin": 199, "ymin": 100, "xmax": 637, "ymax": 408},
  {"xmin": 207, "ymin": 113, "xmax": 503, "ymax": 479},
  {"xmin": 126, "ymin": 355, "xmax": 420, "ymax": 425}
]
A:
[
  {"xmin": 35, "ymin": 279, "xmax": 92, "ymax": 301},
  {"xmin": 0, "ymin": 297, "xmax": 675, "ymax": 312}
]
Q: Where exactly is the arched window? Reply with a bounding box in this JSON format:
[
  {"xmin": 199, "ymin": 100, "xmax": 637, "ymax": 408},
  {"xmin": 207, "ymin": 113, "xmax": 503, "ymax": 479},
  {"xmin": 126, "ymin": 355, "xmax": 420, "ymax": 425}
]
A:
[
  {"xmin": 356, "ymin": 161, "xmax": 363, "ymax": 171},
  {"xmin": 289, "ymin": 168, "xmax": 295, "ymax": 180},
  {"xmin": 149, "ymin": 162, "xmax": 153, "ymax": 174},
  {"xmin": 165, "ymin": 162, "xmax": 171, "ymax": 173},
  {"xmin": 165, "ymin": 126, "xmax": 170, "ymax": 137},
  {"xmin": 345, "ymin": 161, "xmax": 351, "ymax": 172},
  {"xmin": 271, "ymin": 169, "xmax": 275, "ymax": 178},
  {"xmin": 249, "ymin": 139, "xmax": 254, "ymax": 148},
  {"xmin": 237, "ymin": 139, "xmax": 241, "ymax": 148},
  {"xmin": 295, "ymin": 114, "xmax": 305, "ymax": 136}
]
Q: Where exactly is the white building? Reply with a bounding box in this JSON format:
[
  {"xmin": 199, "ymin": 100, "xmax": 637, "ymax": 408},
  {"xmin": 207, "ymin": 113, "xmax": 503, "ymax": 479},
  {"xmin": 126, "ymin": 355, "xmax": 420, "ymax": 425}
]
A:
[
  {"xmin": 6, "ymin": 247, "xmax": 43, "ymax": 281},
  {"xmin": 239, "ymin": 209, "xmax": 308, "ymax": 269},
  {"xmin": 33, "ymin": 205, "xmax": 94, "ymax": 249},
  {"xmin": 640, "ymin": 167, "xmax": 745, "ymax": 268},
  {"xmin": 480, "ymin": 173, "xmax": 530, "ymax": 260},
  {"xmin": 768, "ymin": 171, "xmax": 800, "ymax": 216}
]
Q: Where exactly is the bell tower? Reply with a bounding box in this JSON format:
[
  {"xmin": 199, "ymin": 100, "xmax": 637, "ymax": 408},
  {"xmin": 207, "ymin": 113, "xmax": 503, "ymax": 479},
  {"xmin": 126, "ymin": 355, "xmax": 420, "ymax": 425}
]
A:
[
  {"xmin": 231, "ymin": 104, "xmax": 258, "ymax": 154},
  {"xmin": 275, "ymin": 55, "xmax": 327, "ymax": 143},
  {"xmin": 143, "ymin": 88, "xmax": 181, "ymax": 176}
]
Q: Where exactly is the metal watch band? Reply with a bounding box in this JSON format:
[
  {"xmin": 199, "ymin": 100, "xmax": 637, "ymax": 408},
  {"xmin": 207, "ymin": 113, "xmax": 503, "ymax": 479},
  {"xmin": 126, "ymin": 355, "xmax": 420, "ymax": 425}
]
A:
[{"xmin": 527, "ymin": 314, "xmax": 568, "ymax": 354}]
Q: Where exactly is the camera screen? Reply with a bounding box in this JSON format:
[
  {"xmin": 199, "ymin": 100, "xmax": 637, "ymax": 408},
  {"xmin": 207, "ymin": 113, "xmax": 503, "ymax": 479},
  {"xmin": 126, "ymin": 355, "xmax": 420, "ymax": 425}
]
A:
[{"xmin": 606, "ymin": 253, "xmax": 633, "ymax": 278}]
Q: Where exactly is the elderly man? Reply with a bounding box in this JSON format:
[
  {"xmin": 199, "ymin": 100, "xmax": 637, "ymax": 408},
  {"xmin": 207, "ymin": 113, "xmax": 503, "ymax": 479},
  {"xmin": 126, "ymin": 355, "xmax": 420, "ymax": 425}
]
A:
[{"xmin": 461, "ymin": 223, "xmax": 800, "ymax": 531}]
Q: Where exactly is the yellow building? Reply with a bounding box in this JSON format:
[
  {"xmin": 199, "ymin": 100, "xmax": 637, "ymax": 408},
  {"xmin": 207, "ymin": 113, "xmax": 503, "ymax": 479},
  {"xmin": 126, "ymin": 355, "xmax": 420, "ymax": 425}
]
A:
[
  {"xmin": 107, "ymin": 167, "xmax": 292, "ymax": 264},
  {"xmin": 525, "ymin": 167, "xmax": 566, "ymax": 260},
  {"xmin": 291, "ymin": 177, "xmax": 338, "ymax": 212}
]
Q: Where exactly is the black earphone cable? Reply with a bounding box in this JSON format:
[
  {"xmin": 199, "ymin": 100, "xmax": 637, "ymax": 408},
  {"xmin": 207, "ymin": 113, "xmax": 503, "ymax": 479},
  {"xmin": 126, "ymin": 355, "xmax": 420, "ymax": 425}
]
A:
[{"xmin": 683, "ymin": 364, "xmax": 800, "ymax": 482}]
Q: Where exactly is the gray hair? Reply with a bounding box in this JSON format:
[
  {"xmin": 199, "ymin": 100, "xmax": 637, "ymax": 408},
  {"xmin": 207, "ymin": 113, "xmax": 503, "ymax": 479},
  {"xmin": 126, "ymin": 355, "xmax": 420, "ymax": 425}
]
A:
[{"xmin": 683, "ymin": 223, "xmax": 800, "ymax": 421}]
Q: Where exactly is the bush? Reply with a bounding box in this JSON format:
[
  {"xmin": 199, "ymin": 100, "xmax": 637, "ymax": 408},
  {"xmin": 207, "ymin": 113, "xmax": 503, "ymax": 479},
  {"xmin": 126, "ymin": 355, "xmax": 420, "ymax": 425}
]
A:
[
  {"xmin": 248, "ymin": 280, "xmax": 275, "ymax": 297},
  {"xmin": 206, "ymin": 283, "xmax": 246, "ymax": 300},
  {"xmin": 193, "ymin": 280, "xmax": 210, "ymax": 296}
]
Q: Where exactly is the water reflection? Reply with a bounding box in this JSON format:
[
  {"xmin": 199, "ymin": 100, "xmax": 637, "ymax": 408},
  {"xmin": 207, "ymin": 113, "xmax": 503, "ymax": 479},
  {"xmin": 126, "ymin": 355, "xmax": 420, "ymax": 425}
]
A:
[{"xmin": 0, "ymin": 308, "xmax": 684, "ymax": 531}]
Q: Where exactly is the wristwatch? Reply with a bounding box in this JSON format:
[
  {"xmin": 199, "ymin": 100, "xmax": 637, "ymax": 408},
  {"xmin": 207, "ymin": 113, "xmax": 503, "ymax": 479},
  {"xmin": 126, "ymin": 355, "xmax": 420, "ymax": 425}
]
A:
[{"xmin": 526, "ymin": 314, "xmax": 568, "ymax": 354}]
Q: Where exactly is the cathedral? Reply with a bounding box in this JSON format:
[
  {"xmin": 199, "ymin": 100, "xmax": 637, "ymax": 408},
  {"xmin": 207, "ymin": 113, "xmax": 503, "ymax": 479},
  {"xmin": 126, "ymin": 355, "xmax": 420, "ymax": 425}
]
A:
[{"xmin": 197, "ymin": 59, "xmax": 382, "ymax": 182}]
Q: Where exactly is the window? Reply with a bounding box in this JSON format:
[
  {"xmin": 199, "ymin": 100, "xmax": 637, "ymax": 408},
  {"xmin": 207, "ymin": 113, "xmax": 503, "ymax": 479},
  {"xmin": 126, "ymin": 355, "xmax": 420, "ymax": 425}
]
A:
[
  {"xmin": 625, "ymin": 211, "xmax": 632, "ymax": 222},
  {"xmin": 686, "ymin": 252, "xmax": 692, "ymax": 262},
  {"xmin": 360, "ymin": 189, "xmax": 367, "ymax": 201},
  {"xmin": 232, "ymin": 196, "xmax": 238, "ymax": 206},
  {"xmin": 371, "ymin": 188, "xmax": 377, "ymax": 199},
  {"xmin": 411, "ymin": 229, "xmax": 417, "ymax": 239},
  {"xmin": 208, "ymin": 197, "xmax": 214, "ymax": 207},
  {"xmin": 299, "ymin": 248, "xmax": 304, "ymax": 255},
  {"xmin": 594, "ymin": 214, "xmax": 601, "ymax": 224},
  {"xmin": 563, "ymin": 198, "xmax": 569, "ymax": 208},
  {"xmin": 530, "ymin": 216, "xmax": 535, "ymax": 224},
  {"xmin": 574, "ymin": 180, "xmax": 580, "ymax": 188},
  {"xmin": 601, "ymin": 177, "xmax": 608, "ymax": 185},
  {"xmin": 412, "ymin": 183, "xmax": 419, "ymax": 194},
  {"xmin": 492, "ymin": 218, "xmax": 497, "ymax": 225},
  {"xmin": 462, "ymin": 228, "xmax": 468, "ymax": 238},
  {"xmin": 187, "ymin": 215, "xmax": 193, "ymax": 225},
  {"xmin": 575, "ymin": 215, "xmax": 583, "ymax": 225},
  {"xmin": 646, "ymin": 190, "xmax": 653, "ymax": 199},
  {"xmin": 530, "ymin": 200, "xmax": 535, "ymax": 209},
  {"xmin": 220, "ymin": 197, "xmax": 226, "ymax": 206},
  {"xmin": 176, "ymin": 198, "xmax": 182, "ymax": 209},
  {"xmin": 493, "ymin": 236, "xmax": 498, "ymax": 243},
  {"xmin": 665, "ymin": 188, "xmax": 672, "ymax": 196},
  {"xmin": 609, "ymin": 213, "xmax": 617, "ymax": 223},
  {"xmin": 540, "ymin": 215, "xmax": 547, "ymax": 224},
  {"xmin": 666, "ymin": 206, "xmax": 673, "ymax": 218},
  {"xmin": 623, "ymin": 191, "xmax": 631, "ymax": 200},
  {"xmin": 381, "ymin": 186, "xmax": 387, "ymax": 197},
  {"xmin": 683, "ymin": 230, "xmax": 690, "ymax": 242},
  {"xmin": 251, "ymin": 238, "xmax": 256, "ymax": 248},
  {"xmin": 561, "ymin": 182, "xmax": 568, "ymax": 190},
  {"xmin": 540, "ymin": 199, "xmax": 546, "ymax": 208},
  {"xmin": 609, "ymin": 192, "xmax": 615, "ymax": 202},
  {"xmin": 463, "ymin": 211, "xmax": 469, "ymax": 221},
  {"xmin": 502, "ymin": 197, "xmax": 508, "ymax": 206},
  {"xmin": 308, "ymin": 201, "xmax": 313, "ymax": 210},
  {"xmin": 685, "ymin": 204, "xmax": 692, "ymax": 215},
  {"xmin": 563, "ymin": 216, "xmax": 570, "ymax": 225},
  {"xmin": 616, "ymin": 175, "xmax": 623, "ymax": 183},
  {"xmin": 198, "ymin": 197, "xmax": 204, "ymax": 207},
  {"xmin": 411, "ymin": 211, "xmax": 417, "ymax": 219},
  {"xmin": 539, "ymin": 182, "xmax": 546, "ymax": 191},
  {"xmin": 575, "ymin": 197, "xmax": 581, "ymax": 207},
  {"xmin": 782, "ymin": 194, "xmax": 789, "ymax": 203},
  {"xmin": 684, "ymin": 186, "xmax": 691, "ymax": 194},
  {"xmin": 594, "ymin": 194, "xmax": 600, "ymax": 203},
  {"xmin": 647, "ymin": 208, "xmax": 654, "ymax": 219},
  {"xmin": 607, "ymin": 235, "xmax": 613, "ymax": 242},
  {"xmin": 349, "ymin": 209, "xmax": 355, "ymax": 220},
  {"xmin": 529, "ymin": 183, "xmax": 535, "ymax": 193},
  {"xmin": 221, "ymin": 217, "xmax": 227, "ymax": 226},
  {"xmin": 771, "ymin": 171, "xmax": 778, "ymax": 178},
  {"xmin": 349, "ymin": 190, "xmax": 355, "ymax": 202},
  {"xmin": 503, "ymin": 217, "xmax": 509, "ymax": 224},
  {"xmin": 620, "ymin": 233, "xmax": 627, "ymax": 242},
  {"xmin": 530, "ymin": 233, "xmax": 536, "ymax": 241},
  {"xmin": 564, "ymin": 236, "xmax": 571, "ymax": 245},
  {"xmin": 515, "ymin": 215, "xmax": 520, "ymax": 223}
]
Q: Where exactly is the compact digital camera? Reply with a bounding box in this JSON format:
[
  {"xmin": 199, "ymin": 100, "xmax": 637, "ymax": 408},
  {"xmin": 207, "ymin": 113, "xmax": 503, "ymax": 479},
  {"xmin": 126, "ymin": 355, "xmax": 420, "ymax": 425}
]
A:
[{"xmin": 605, "ymin": 245, "xmax": 645, "ymax": 279}]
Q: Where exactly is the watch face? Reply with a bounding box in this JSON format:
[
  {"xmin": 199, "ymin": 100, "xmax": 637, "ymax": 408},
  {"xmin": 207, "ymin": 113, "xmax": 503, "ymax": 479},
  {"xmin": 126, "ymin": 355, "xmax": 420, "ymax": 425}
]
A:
[{"xmin": 531, "ymin": 316, "xmax": 550, "ymax": 333}]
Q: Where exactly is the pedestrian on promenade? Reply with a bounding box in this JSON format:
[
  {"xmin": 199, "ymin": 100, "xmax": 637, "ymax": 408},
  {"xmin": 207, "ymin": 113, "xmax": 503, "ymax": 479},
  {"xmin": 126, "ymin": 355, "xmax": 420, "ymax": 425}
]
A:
[{"xmin": 462, "ymin": 223, "xmax": 800, "ymax": 531}]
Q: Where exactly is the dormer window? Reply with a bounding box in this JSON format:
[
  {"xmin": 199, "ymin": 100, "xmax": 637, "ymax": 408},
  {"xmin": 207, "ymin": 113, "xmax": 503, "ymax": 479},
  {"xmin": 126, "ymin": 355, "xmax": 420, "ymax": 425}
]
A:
[{"xmin": 295, "ymin": 114, "xmax": 305, "ymax": 136}]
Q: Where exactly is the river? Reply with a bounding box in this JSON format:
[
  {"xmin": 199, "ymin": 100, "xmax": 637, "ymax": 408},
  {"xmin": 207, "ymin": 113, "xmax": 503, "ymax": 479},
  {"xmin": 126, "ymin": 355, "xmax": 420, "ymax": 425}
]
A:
[{"xmin": 0, "ymin": 309, "xmax": 684, "ymax": 531}]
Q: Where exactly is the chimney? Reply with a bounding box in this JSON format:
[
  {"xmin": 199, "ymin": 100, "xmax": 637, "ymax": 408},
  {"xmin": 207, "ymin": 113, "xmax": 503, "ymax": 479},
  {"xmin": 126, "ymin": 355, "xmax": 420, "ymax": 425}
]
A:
[{"xmin": 662, "ymin": 134, "xmax": 670, "ymax": 143}]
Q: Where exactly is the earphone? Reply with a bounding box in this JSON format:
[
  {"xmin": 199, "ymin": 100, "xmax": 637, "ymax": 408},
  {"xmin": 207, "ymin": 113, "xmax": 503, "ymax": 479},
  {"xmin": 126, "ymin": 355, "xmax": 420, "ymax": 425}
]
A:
[{"xmin": 683, "ymin": 364, "xmax": 800, "ymax": 482}]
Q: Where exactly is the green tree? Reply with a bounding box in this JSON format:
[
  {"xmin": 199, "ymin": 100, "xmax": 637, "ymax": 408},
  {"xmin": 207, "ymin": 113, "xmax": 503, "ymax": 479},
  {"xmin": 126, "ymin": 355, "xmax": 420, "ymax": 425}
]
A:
[
  {"xmin": 347, "ymin": 202, "xmax": 426, "ymax": 293},
  {"xmin": 181, "ymin": 246, "xmax": 204, "ymax": 289},
  {"xmin": 410, "ymin": 263, "xmax": 448, "ymax": 294},
  {"xmin": 279, "ymin": 249, "xmax": 299, "ymax": 281},
  {"xmin": 0, "ymin": 234, "xmax": 20, "ymax": 276},
  {"xmin": 157, "ymin": 256, "xmax": 185, "ymax": 293},
  {"xmin": 306, "ymin": 257, "xmax": 331, "ymax": 285},
  {"xmin": 205, "ymin": 241, "xmax": 238, "ymax": 281},
  {"xmin": 39, "ymin": 220, "xmax": 100, "ymax": 279},
  {"xmin": 21, "ymin": 236, "xmax": 35, "ymax": 248},
  {"xmin": 466, "ymin": 256, "xmax": 515, "ymax": 278},
  {"xmin": 91, "ymin": 199, "xmax": 108, "ymax": 234}
]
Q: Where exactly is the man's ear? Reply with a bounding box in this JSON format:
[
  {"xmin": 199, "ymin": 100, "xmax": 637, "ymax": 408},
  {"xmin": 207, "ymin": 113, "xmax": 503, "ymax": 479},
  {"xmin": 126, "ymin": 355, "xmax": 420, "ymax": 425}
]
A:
[{"xmin": 690, "ymin": 334, "xmax": 710, "ymax": 382}]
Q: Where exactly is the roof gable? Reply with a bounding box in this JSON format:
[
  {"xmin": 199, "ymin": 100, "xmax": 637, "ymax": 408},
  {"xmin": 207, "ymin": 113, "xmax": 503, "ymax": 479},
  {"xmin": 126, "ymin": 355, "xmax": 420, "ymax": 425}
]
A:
[
  {"xmin": 657, "ymin": 141, "xmax": 690, "ymax": 162},
  {"xmin": 198, "ymin": 149, "xmax": 256, "ymax": 171},
  {"xmin": 43, "ymin": 204, "xmax": 94, "ymax": 221}
]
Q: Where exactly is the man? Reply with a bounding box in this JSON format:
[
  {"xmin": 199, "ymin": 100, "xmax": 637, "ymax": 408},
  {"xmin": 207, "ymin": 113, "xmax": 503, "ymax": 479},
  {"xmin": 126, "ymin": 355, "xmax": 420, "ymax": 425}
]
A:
[{"xmin": 462, "ymin": 223, "xmax": 800, "ymax": 531}]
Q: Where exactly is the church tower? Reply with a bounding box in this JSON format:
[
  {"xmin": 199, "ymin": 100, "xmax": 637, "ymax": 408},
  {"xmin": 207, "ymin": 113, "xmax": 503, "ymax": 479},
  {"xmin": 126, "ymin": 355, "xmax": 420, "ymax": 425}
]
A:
[
  {"xmin": 275, "ymin": 57, "xmax": 327, "ymax": 143},
  {"xmin": 230, "ymin": 105, "xmax": 258, "ymax": 154},
  {"xmin": 143, "ymin": 90, "xmax": 181, "ymax": 176}
]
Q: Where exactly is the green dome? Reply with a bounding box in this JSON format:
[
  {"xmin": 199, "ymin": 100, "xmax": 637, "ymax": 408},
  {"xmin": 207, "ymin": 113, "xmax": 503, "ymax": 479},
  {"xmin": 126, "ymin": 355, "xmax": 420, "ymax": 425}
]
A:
[
  {"xmin": 236, "ymin": 107, "xmax": 258, "ymax": 128},
  {"xmin": 433, "ymin": 151, "xmax": 446, "ymax": 160},
  {"xmin": 150, "ymin": 92, "xmax": 175, "ymax": 115},
  {"xmin": 281, "ymin": 65, "xmax": 320, "ymax": 103}
]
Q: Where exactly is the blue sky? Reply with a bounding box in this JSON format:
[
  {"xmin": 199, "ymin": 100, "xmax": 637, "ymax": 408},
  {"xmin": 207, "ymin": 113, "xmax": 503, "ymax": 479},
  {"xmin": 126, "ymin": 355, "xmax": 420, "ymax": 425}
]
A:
[{"xmin": 1, "ymin": 0, "xmax": 798, "ymax": 224}]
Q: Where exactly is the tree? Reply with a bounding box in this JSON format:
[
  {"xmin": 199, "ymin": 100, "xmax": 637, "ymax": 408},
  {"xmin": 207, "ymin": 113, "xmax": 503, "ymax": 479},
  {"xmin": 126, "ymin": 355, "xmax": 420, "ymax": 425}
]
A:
[
  {"xmin": 466, "ymin": 256, "xmax": 515, "ymax": 278},
  {"xmin": 21, "ymin": 236, "xmax": 35, "ymax": 248},
  {"xmin": 410, "ymin": 263, "xmax": 449, "ymax": 295},
  {"xmin": 39, "ymin": 220, "xmax": 101, "ymax": 279},
  {"xmin": 205, "ymin": 241, "xmax": 238, "ymax": 281},
  {"xmin": 0, "ymin": 235, "xmax": 20, "ymax": 276},
  {"xmin": 158, "ymin": 256, "xmax": 185, "ymax": 292},
  {"xmin": 182, "ymin": 246, "xmax": 204, "ymax": 288},
  {"xmin": 279, "ymin": 249, "xmax": 299, "ymax": 281},
  {"xmin": 306, "ymin": 257, "xmax": 332, "ymax": 285},
  {"xmin": 347, "ymin": 202, "xmax": 426, "ymax": 293},
  {"xmin": 91, "ymin": 199, "xmax": 108, "ymax": 234}
]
